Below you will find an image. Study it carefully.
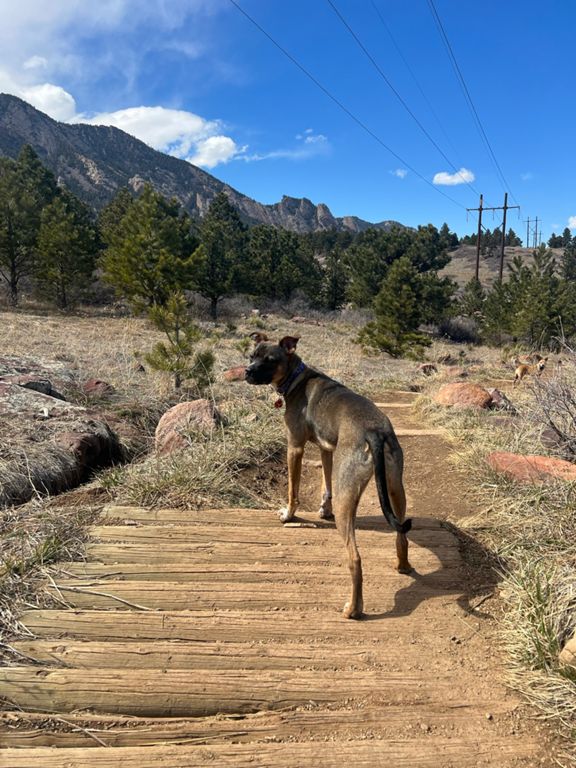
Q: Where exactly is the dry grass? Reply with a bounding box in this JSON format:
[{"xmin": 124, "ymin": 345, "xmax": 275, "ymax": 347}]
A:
[
  {"xmin": 416, "ymin": 351, "xmax": 576, "ymax": 751},
  {"xmin": 104, "ymin": 393, "xmax": 286, "ymax": 510},
  {"xmin": 0, "ymin": 497, "xmax": 103, "ymax": 656}
]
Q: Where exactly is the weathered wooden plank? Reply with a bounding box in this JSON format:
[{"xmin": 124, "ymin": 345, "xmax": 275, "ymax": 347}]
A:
[
  {"xmin": 0, "ymin": 737, "xmax": 540, "ymax": 768},
  {"xmin": 51, "ymin": 561, "xmax": 408, "ymax": 582},
  {"xmin": 85, "ymin": 541, "xmax": 459, "ymax": 567},
  {"xmin": 45, "ymin": 574, "xmax": 460, "ymax": 610},
  {"xmin": 373, "ymin": 402, "xmax": 413, "ymax": 408},
  {"xmin": 0, "ymin": 667, "xmax": 467, "ymax": 717},
  {"xmin": 395, "ymin": 429, "xmax": 445, "ymax": 437},
  {"xmin": 10, "ymin": 639, "xmax": 390, "ymax": 671},
  {"xmin": 19, "ymin": 609, "xmax": 460, "ymax": 643},
  {"xmin": 0, "ymin": 700, "xmax": 520, "ymax": 749},
  {"xmin": 90, "ymin": 525, "xmax": 454, "ymax": 547},
  {"xmin": 100, "ymin": 506, "xmax": 443, "ymax": 529},
  {"xmin": 46, "ymin": 580, "xmax": 338, "ymax": 610}
]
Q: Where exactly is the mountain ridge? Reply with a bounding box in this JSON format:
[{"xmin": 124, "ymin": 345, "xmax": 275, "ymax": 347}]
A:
[{"xmin": 0, "ymin": 93, "xmax": 402, "ymax": 234}]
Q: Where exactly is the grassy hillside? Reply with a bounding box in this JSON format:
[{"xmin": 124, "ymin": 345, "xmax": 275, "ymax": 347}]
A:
[{"xmin": 441, "ymin": 245, "xmax": 565, "ymax": 289}]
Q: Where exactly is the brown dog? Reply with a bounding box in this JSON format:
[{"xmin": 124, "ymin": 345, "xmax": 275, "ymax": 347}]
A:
[
  {"xmin": 513, "ymin": 357, "xmax": 547, "ymax": 386},
  {"xmin": 244, "ymin": 336, "xmax": 411, "ymax": 619}
]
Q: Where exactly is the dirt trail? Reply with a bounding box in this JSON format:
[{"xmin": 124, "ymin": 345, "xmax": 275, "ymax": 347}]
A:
[{"xmin": 0, "ymin": 392, "xmax": 554, "ymax": 766}]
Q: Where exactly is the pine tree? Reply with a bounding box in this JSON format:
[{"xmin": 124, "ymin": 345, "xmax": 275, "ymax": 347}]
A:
[
  {"xmin": 98, "ymin": 187, "xmax": 134, "ymax": 247},
  {"xmin": 481, "ymin": 279, "xmax": 513, "ymax": 346},
  {"xmin": 35, "ymin": 192, "xmax": 97, "ymax": 309},
  {"xmin": 191, "ymin": 192, "xmax": 247, "ymax": 320},
  {"xmin": 320, "ymin": 249, "xmax": 348, "ymax": 310},
  {"xmin": 144, "ymin": 292, "xmax": 214, "ymax": 391},
  {"xmin": 101, "ymin": 184, "xmax": 197, "ymax": 309},
  {"xmin": 505, "ymin": 228, "xmax": 522, "ymax": 246},
  {"xmin": 0, "ymin": 147, "xmax": 58, "ymax": 305},
  {"xmin": 557, "ymin": 240, "xmax": 576, "ymax": 338},
  {"xmin": 505, "ymin": 247, "xmax": 559, "ymax": 345},
  {"xmin": 459, "ymin": 277, "xmax": 486, "ymax": 320},
  {"xmin": 548, "ymin": 232, "xmax": 563, "ymax": 248},
  {"xmin": 358, "ymin": 256, "xmax": 431, "ymax": 357},
  {"xmin": 344, "ymin": 227, "xmax": 412, "ymax": 306}
]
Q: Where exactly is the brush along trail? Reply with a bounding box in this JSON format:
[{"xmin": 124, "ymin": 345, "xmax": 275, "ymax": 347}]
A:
[{"xmin": 0, "ymin": 392, "xmax": 553, "ymax": 766}]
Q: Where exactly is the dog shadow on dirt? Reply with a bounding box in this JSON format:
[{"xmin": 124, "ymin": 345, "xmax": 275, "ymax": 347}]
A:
[
  {"xmin": 292, "ymin": 513, "xmax": 500, "ymax": 622},
  {"xmin": 352, "ymin": 515, "xmax": 501, "ymax": 621}
]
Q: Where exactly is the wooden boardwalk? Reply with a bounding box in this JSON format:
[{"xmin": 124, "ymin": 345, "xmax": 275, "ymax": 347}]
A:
[{"xmin": 0, "ymin": 398, "xmax": 546, "ymax": 766}]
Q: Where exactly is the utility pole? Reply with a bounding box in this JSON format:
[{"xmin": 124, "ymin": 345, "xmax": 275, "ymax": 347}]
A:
[
  {"xmin": 534, "ymin": 217, "xmax": 539, "ymax": 248},
  {"xmin": 467, "ymin": 193, "xmax": 519, "ymax": 283},
  {"xmin": 526, "ymin": 217, "xmax": 530, "ymax": 249},
  {"xmin": 499, "ymin": 192, "xmax": 508, "ymax": 282},
  {"xmin": 467, "ymin": 194, "xmax": 483, "ymax": 281}
]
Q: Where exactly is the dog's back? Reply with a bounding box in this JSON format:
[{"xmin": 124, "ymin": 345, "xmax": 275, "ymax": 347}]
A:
[{"xmin": 289, "ymin": 369, "xmax": 395, "ymax": 449}]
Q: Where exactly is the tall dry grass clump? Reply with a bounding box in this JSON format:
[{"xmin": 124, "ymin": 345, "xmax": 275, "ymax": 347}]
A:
[{"xmin": 103, "ymin": 392, "xmax": 286, "ymax": 510}]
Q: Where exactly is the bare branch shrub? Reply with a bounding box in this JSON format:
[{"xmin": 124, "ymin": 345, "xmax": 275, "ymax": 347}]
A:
[{"xmin": 528, "ymin": 352, "xmax": 576, "ymax": 460}]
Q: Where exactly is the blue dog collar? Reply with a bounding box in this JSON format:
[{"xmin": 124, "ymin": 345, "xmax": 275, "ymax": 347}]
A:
[{"xmin": 276, "ymin": 361, "xmax": 306, "ymax": 396}]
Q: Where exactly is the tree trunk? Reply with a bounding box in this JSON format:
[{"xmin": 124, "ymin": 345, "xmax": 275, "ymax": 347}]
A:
[
  {"xmin": 9, "ymin": 273, "xmax": 18, "ymax": 306},
  {"xmin": 210, "ymin": 296, "xmax": 219, "ymax": 321}
]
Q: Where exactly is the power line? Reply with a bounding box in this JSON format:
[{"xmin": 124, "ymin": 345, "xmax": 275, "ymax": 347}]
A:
[
  {"xmin": 327, "ymin": 0, "xmax": 480, "ymax": 198},
  {"xmin": 227, "ymin": 0, "xmax": 468, "ymax": 210},
  {"xmin": 370, "ymin": 0, "xmax": 464, "ymax": 169},
  {"xmin": 426, "ymin": 0, "xmax": 518, "ymax": 204}
]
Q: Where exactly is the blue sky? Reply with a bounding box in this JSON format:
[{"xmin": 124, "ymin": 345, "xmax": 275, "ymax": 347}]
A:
[{"xmin": 0, "ymin": 0, "xmax": 574, "ymax": 241}]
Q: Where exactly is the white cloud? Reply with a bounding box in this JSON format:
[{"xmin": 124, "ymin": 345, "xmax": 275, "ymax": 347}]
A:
[
  {"xmin": 433, "ymin": 167, "xmax": 475, "ymax": 186},
  {"xmin": 188, "ymin": 136, "xmax": 241, "ymax": 168},
  {"xmin": 391, "ymin": 168, "xmax": 408, "ymax": 179},
  {"xmin": 244, "ymin": 130, "xmax": 330, "ymax": 163},
  {"xmin": 23, "ymin": 55, "xmax": 48, "ymax": 70},
  {"xmin": 75, "ymin": 105, "xmax": 243, "ymax": 168},
  {"xmin": 304, "ymin": 133, "xmax": 327, "ymax": 145},
  {"xmin": 21, "ymin": 82, "xmax": 77, "ymax": 121},
  {"xmin": 568, "ymin": 216, "xmax": 576, "ymax": 231},
  {"xmin": 0, "ymin": 67, "xmax": 77, "ymax": 120}
]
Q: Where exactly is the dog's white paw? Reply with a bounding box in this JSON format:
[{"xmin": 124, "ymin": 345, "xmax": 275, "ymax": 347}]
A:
[{"xmin": 278, "ymin": 507, "xmax": 294, "ymax": 523}]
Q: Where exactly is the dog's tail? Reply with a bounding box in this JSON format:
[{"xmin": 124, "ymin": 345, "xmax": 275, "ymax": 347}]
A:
[{"xmin": 366, "ymin": 430, "xmax": 412, "ymax": 534}]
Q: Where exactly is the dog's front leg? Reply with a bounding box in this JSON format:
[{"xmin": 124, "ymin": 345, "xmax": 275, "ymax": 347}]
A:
[
  {"xmin": 279, "ymin": 444, "xmax": 304, "ymax": 523},
  {"xmin": 319, "ymin": 449, "xmax": 334, "ymax": 520}
]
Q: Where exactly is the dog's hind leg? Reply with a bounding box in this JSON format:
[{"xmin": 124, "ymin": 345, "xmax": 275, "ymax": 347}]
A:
[
  {"xmin": 333, "ymin": 447, "xmax": 371, "ymax": 619},
  {"xmin": 318, "ymin": 449, "xmax": 334, "ymax": 520},
  {"xmin": 384, "ymin": 441, "xmax": 412, "ymax": 574}
]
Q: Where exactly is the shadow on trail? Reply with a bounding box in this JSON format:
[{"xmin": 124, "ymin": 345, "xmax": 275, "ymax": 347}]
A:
[{"xmin": 354, "ymin": 515, "xmax": 502, "ymax": 621}]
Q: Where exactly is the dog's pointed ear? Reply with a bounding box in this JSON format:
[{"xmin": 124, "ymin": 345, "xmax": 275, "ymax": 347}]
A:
[
  {"xmin": 279, "ymin": 336, "xmax": 300, "ymax": 354},
  {"xmin": 249, "ymin": 332, "xmax": 268, "ymax": 346}
]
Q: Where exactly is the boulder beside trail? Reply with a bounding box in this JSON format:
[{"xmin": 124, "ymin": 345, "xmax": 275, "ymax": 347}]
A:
[
  {"xmin": 559, "ymin": 635, "xmax": 576, "ymax": 669},
  {"xmin": 486, "ymin": 451, "xmax": 576, "ymax": 484},
  {"xmin": 223, "ymin": 366, "xmax": 247, "ymax": 382},
  {"xmin": 155, "ymin": 399, "xmax": 222, "ymax": 456},
  {"xmin": 434, "ymin": 382, "xmax": 492, "ymax": 409},
  {"xmin": 82, "ymin": 378, "xmax": 116, "ymax": 398}
]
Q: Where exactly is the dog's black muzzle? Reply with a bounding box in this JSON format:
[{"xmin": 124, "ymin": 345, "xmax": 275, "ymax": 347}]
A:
[{"xmin": 245, "ymin": 363, "xmax": 275, "ymax": 385}]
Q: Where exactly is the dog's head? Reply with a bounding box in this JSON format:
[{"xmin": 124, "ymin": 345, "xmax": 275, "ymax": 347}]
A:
[
  {"xmin": 245, "ymin": 336, "xmax": 300, "ymax": 386},
  {"xmin": 537, "ymin": 357, "xmax": 548, "ymax": 374}
]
